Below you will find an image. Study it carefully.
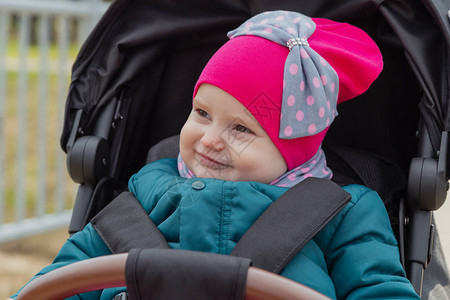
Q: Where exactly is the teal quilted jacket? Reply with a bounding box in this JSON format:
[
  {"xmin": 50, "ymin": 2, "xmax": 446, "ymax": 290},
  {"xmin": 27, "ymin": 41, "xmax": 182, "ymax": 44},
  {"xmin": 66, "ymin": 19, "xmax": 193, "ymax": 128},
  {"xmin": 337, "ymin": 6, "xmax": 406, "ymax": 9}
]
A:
[{"xmin": 13, "ymin": 158, "xmax": 419, "ymax": 299}]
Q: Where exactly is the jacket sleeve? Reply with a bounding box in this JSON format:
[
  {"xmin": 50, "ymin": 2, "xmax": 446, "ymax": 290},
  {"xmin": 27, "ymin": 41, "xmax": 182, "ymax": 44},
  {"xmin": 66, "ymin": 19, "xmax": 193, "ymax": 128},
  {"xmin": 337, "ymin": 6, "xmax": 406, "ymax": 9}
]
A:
[
  {"xmin": 324, "ymin": 185, "xmax": 420, "ymax": 300},
  {"xmin": 10, "ymin": 223, "xmax": 112, "ymax": 299}
]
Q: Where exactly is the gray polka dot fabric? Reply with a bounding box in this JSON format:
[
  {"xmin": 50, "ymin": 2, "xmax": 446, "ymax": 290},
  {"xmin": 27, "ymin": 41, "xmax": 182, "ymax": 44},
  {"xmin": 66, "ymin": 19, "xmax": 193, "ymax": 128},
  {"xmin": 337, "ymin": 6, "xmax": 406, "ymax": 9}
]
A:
[{"xmin": 228, "ymin": 10, "xmax": 339, "ymax": 139}]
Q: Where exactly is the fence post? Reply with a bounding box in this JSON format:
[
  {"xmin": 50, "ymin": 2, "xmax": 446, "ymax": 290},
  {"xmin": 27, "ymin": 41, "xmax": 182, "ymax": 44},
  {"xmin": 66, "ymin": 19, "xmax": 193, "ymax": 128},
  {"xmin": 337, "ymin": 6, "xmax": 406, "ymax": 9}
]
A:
[
  {"xmin": 37, "ymin": 14, "xmax": 50, "ymax": 218},
  {"xmin": 0, "ymin": 12, "xmax": 10, "ymax": 225},
  {"xmin": 56, "ymin": 14, "xmax": 69, "ymax": 213},
  {"xmin": 15, "ymin": 12, "xmax": 31, "ymax": 222}
]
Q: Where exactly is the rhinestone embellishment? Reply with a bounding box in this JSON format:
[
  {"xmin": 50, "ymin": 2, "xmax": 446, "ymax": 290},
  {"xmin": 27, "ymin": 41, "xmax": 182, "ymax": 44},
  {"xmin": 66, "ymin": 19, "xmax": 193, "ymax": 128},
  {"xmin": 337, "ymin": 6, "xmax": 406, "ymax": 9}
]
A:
[{"xmin": 287, "ymin": 37, "xmax": 309, "ymax": 50}]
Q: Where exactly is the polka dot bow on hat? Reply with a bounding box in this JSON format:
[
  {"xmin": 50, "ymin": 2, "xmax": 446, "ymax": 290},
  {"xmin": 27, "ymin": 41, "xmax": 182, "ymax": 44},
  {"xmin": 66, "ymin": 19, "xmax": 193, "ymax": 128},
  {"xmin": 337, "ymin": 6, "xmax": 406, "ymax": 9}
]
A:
[
  {"xmin": 194, "ymin": 10, "xmax": 383, "ymax": 170},
  {"xmin": 228, "ymin": 11, "xmax": 339, "ymax": 139}
]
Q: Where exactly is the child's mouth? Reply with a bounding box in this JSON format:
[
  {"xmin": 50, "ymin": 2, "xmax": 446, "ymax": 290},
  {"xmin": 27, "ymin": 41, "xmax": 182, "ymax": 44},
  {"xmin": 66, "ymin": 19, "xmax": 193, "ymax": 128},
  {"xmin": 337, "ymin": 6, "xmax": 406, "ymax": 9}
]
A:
[{"xmin": 197, "ymin": 152, "xmax": 229, "ymax": 169}]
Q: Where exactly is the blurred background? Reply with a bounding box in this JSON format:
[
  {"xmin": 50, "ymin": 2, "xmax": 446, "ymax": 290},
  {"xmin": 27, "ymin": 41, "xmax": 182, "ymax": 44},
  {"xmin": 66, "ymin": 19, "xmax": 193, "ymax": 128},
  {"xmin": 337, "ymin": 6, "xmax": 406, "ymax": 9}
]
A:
[
  {"xmin": 0, "ymin": 0, "xmax": 448, "ymax": 298},
  {"xmin": 0, "ymin": 0, "xmax": 110, "ymax": 297}
]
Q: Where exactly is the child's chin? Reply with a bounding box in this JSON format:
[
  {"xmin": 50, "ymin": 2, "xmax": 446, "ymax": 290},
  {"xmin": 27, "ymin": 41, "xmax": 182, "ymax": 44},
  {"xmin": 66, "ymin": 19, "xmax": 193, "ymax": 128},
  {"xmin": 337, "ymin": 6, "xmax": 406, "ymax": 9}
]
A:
[{"xmin": 195, "ymin": 169, "xmax": 232, "ymax": 181}]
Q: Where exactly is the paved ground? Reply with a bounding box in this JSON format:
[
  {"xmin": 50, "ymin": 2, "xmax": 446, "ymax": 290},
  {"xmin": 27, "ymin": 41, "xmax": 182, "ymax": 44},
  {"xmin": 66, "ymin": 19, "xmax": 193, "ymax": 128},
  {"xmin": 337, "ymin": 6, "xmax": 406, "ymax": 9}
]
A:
[
  {"xmin": 1, "ymin": 197, "xmax": 449, "ymax": 299},
  {"xmin": 0, "ymin": 229, "xmax": 68, "ymax": 298},
  {"xmin": 433, "ymin": 197, "xmax": 450, "ymax": 268}
]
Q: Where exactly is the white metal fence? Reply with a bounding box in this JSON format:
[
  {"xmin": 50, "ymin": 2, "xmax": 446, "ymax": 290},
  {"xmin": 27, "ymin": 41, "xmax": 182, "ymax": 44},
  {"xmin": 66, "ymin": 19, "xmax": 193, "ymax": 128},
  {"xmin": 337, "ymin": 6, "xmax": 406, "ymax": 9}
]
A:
[{"xmin": 0, "ymin": 0, "xmax": 110, "ymax": 243}]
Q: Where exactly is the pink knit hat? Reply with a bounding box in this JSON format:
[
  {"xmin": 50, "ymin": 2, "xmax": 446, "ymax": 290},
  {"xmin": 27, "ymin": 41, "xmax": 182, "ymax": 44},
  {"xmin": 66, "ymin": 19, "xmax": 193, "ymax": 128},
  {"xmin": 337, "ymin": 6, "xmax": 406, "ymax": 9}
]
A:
[{"xmin": 194, "ymin": 11, "xmax": 383, "ymax": 170}]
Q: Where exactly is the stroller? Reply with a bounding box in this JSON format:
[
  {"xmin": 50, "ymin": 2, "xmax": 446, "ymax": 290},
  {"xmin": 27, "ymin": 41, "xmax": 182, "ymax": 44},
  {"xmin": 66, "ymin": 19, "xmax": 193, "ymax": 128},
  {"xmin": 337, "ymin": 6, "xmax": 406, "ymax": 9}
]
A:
[{"xmin": 45, "ymin": 0, "xmax": 450, "ymax": 298}]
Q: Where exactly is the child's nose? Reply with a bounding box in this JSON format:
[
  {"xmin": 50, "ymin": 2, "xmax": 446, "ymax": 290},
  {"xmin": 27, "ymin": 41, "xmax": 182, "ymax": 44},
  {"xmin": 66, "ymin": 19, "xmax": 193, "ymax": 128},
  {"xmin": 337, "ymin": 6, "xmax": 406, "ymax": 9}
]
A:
[{"xmin": 200, "ymin": 128, "xmax": 225, "ymax": 151}]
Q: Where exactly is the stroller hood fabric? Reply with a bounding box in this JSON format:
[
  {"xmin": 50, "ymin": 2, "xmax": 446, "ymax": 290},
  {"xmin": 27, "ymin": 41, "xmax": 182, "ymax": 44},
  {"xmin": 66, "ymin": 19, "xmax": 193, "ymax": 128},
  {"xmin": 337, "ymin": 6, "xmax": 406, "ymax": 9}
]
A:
[{"xmin": 61, "ymin": 0, "xmax": 449, "ymax": 182}]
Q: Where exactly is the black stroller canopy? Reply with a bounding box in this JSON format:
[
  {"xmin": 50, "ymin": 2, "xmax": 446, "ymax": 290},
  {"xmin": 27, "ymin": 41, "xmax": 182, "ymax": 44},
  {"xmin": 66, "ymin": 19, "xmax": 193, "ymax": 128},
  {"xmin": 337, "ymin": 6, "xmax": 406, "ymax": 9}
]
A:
[{"xmin": 61, "ymin": 0, "xmax": 449, "ymax": 182}]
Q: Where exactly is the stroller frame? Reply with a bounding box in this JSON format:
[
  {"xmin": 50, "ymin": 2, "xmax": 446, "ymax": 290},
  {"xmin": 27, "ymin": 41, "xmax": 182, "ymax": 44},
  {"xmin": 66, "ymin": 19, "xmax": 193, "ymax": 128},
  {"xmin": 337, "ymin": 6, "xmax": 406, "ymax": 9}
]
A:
[{"xmin": 60, "ymin": 0, "xmax": 450, "ymax": 297}]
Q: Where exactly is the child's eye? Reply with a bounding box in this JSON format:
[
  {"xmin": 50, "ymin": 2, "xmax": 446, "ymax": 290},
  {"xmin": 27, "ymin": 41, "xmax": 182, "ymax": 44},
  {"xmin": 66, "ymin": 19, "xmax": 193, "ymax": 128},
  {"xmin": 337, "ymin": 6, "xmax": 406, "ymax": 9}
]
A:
[
  {"xmin": 195, "ymin": 108, "xmax": 210, "ymax": 119},
  {"xmin": 234, "ymin": 124, "xmax": 253, "ymax": 134}
]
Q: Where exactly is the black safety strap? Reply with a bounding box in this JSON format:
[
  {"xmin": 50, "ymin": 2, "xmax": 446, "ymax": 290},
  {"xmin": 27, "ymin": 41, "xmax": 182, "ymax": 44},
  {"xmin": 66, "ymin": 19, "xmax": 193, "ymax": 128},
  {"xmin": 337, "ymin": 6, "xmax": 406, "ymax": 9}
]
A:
[
  {"xmin": 91, "ymin": 178, "xmax": 350, "ymax": 275},
  {"xmin": 91, "ymin": 191, "xmax": 170, "ymax": 253},
  {"xmin": 126, "ymin": 249, "xmax": 250, "ymax": 300},
  {"xmin": 230, "ymin": 177, "xmax": 351, "ymax": 274}
]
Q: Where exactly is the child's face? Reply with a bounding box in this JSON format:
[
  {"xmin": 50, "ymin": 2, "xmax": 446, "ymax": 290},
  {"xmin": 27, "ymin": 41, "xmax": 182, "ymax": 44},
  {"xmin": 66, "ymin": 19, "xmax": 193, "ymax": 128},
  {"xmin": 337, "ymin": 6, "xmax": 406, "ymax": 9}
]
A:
[{"xmin": 180, "ymin": 84, "xmax": 287, "ymax": 183}]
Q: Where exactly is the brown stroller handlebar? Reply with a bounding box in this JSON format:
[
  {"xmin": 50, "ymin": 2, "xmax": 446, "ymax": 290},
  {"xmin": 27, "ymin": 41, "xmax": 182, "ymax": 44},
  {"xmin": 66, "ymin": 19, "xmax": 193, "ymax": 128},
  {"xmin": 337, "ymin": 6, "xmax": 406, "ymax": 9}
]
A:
[{"xmin": 16, "ymin": 252, "xmax": 330, "ymax": 300}]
